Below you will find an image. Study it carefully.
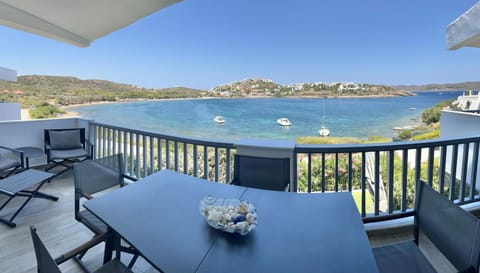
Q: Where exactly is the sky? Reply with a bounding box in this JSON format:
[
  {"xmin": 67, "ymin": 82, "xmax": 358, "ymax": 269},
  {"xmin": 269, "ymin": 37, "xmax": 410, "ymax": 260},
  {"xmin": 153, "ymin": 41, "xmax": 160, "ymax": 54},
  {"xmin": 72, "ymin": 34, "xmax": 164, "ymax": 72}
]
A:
[{"xmin": 1, "ymin": 0, "xmax": 479, "ymax": 90}]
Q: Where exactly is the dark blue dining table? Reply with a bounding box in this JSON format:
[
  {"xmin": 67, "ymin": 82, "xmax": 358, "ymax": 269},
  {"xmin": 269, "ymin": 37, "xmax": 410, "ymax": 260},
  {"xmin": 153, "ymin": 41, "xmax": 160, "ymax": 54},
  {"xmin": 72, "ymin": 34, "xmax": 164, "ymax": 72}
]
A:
[{"xmin": 84, "ymin": 169, "xmax": 379, "ymax": 273}]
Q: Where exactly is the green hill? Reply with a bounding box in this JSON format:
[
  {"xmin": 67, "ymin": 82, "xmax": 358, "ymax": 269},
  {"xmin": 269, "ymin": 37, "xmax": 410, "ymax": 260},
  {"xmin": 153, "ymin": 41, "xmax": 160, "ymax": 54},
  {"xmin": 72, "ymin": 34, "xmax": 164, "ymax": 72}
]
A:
[{"xmin": 0, "ymin": 75, "xmax": 205, "ymax": 107}]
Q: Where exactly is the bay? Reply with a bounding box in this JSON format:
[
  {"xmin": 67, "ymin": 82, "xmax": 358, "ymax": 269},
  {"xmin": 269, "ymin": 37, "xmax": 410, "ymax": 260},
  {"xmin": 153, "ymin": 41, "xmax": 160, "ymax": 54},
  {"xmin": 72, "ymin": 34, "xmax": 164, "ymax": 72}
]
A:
[{"xmin": 68, "ymin": 92, "xmax": 461, "ymax": 141}]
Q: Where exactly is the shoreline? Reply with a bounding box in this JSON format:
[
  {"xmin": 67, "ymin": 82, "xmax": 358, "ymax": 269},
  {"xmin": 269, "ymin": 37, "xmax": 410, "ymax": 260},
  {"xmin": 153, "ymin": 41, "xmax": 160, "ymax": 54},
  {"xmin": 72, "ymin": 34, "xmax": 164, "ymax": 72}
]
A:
[{"xmin": 59, "ymin": 92, "xmax": 415, "ymax": 117}]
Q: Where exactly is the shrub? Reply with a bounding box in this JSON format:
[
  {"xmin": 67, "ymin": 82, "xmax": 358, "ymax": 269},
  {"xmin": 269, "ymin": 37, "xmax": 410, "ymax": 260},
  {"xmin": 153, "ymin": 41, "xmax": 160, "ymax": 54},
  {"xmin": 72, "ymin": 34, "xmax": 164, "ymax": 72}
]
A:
[
  {"xmin": 411, "ymin": 130, "xmax": 439, "ymax": 141},
  {"xmin": 398, "ymin": 129, "xmax": 412, "ymax": 140},
  {"xmin": 29, "ymin": 103, "xmax": 65, "ymax": 119}
]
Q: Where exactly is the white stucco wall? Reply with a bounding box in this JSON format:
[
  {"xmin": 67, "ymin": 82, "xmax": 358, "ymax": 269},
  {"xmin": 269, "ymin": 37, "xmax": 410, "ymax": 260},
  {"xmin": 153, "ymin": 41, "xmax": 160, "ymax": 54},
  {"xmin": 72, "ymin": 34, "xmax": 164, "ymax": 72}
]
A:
[
  {"xmin": 0, "ymin": 66, "xmax": 16, "ymax": 81},
  {"xmin": 0, "ymin": 118, "xmax": 91, "ymax": 167},
  {"xmin": 440, "ymin": 110, "xmax": 480, "ymax": 191},
  {"xmin": 0, "ymin": 103, "xmax": 21, "ymax": 121},
  {"xmin": 440, "ymin": 110, "xmax": 480, "ymax": 138}
]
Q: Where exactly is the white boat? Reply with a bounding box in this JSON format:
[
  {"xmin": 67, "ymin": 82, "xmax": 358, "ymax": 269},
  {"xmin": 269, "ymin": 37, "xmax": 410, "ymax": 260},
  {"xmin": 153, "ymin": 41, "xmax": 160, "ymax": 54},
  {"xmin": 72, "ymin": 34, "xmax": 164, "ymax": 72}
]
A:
[
  {"xmin": 409, "ymin": 107, "xmax": 416, "ymax": 110},
  {"xmin": 319, "ymin": 126, "xmax": 330, "ymax": 137},
  {"xmin": 277, "ymin": 118, "xmax": 292, "ymax": 126},
  {"xmin": 214, "ymin": 116, "xmax": 225, "ymax": 124}
]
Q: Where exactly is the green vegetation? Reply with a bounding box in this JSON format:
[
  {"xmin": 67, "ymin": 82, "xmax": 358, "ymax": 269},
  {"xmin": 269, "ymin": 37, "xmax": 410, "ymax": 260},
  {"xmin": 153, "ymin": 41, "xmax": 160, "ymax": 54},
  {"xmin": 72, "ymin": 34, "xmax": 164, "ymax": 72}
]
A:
[
  {"xmin": 296, "ymin": 136, "xmax": 392, "ymax": 145},
  {"xmin": 421, "ymin": 99, "xmax": 454, "ymax": 125},
  {"xmin": 411, "ymin": 130, "xmax": 440, "ymax": 141},
  {"xmin": 398, "ymin": 129, "xmax": 412, "ymax": 140},
  {"xmin": 364, "ymin": 136, "xmax": 391, "ymax": 143},
  {"xmin": 29, "ymin": 103, "xmax": 65, "ymax": 119},
  {"xmin": 297, "ymin": 136, "xmax": 363, "ymax": 144},
  {"xmin": 0, "ymin": 75, "xmax": 205, "ymax": 112},
  {"xmin": 352, "ymin": 190, "xmax": 372, "ymax": 213}
]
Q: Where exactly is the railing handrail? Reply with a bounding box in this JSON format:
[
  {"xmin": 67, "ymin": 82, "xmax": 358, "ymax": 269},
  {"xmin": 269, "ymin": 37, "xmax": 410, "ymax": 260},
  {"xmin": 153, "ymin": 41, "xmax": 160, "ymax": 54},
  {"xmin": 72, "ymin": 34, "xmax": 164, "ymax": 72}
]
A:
[
  {"xmin": 88, "ymin": 119, "xmax": 480, "ymax": 224},
  {"xmin": 89, "ymin": 121, "xmax": 235, "ymax": 148},
  {"xmin": 296, "ymin": 135, "xmax": 480, "ymax": 153}
]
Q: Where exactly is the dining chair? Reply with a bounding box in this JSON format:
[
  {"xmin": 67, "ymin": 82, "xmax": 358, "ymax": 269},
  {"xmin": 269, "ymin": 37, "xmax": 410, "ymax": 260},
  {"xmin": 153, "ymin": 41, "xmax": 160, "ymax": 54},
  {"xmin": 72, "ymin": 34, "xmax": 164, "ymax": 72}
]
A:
[
  {"xmin": 0, "ymin": 146, "xmax": 24, "ymax": 178},
  {"xmin": 231, "ymin": 154, "xmax": 291, "ymax": 191},
  {"xmin": 44, "ymin": 128, "xmax": 90, "ymax": 177},
  {"xmin": 372, "ymin": 180, "xmax": 480, "ymax": 273},
  {"xmin": 30, "ymin": 225, "xmax": 133, "ymax": 273},
  {"xmin": 74, "ymin": 153, "xmax": 139, "ymax": 270}
]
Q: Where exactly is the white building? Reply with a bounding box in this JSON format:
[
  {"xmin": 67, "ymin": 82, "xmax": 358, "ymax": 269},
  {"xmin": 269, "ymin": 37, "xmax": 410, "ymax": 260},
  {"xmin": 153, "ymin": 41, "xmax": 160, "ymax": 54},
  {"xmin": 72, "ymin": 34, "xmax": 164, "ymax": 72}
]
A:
[{"xmin": 453, "ymin": 90, "xmax": 480, "ymax": 111}]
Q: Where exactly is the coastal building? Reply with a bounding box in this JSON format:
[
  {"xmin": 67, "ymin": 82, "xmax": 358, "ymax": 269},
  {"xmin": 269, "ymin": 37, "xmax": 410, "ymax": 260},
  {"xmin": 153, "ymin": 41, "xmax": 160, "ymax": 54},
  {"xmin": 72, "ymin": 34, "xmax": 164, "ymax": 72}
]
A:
[{"xmin": 453, "ymin": 90, "xmax": 480, "ymax": 111}]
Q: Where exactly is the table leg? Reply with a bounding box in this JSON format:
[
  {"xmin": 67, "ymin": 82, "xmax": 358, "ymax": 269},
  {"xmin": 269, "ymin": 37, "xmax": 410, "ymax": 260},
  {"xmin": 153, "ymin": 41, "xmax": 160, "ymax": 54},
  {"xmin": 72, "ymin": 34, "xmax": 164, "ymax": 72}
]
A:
[{"xmin": 103, "ymin": 228, "xmax": 120, "ymax": 264}]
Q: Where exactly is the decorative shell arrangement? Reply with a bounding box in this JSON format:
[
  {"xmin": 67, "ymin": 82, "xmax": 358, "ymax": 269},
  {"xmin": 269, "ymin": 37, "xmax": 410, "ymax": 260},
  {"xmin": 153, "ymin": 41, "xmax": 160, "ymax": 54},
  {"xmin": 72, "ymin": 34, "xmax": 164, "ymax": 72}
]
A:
[{"xmin": 199, "ymin": 196, "xmax": 257, "ymax": 235}]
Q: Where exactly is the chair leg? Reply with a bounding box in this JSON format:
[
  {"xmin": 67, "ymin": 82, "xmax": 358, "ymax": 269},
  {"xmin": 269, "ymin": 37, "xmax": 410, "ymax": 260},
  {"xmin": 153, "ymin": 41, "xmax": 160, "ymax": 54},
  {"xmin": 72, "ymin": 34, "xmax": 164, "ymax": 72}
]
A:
[
  {"xmin": 73, "ymin": 255, "xmax": 93, "ymax": 273},
  {"xmin": 128, "ymin": 253, "xmax": 139, "ymax": 269}
]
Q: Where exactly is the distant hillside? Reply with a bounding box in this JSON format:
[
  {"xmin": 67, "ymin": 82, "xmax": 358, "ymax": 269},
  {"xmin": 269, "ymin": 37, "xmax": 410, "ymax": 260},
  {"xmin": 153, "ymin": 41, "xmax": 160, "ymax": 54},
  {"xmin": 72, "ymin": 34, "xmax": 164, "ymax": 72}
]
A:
[
  {"xmin": 2, "ymin": 75, "xmax": 473, "ymax": 110},
  {"xmin": 211, "ymin": 78, "xmax": 410, "ymax": 97},
  {"xmin": 0, "ymin": 75, "xmax": 205, "ymax": 107},
  {"xmin": 394, "ymin": 81, "xmax": 480, "ymax": 91}
]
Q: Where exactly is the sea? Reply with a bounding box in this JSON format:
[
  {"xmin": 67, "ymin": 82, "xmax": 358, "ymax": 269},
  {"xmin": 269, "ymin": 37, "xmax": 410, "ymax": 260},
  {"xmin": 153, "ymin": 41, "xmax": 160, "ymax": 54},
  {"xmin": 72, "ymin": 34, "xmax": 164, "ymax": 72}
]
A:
[{"xmin": 68, "ymin": 91, "xmax": 462, "ymax": 141}]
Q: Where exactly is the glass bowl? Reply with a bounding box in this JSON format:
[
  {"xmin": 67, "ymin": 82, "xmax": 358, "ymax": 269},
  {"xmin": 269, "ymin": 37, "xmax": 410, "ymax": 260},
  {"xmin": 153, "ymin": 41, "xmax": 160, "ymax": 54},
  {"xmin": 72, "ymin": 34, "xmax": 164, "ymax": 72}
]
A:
[{"xmin": 199, "ymin": 195, "xmax": 257, "ymax": 236}]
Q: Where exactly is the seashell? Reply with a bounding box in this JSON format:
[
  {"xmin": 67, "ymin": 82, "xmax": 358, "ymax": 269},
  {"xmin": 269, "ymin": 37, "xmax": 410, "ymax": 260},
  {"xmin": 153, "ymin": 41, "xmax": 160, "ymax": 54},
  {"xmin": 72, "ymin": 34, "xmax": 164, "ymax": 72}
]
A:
[
  {"xmin": 232, "ymin": 214, "xmax": 247, "ymax": 224},
  {"xmin": 237, "ymin": 203, "xmax": 248, "ymax": 215},
  {"xmin": 246, "ymin": 213, "xmax": 255, "ymax": 224}
]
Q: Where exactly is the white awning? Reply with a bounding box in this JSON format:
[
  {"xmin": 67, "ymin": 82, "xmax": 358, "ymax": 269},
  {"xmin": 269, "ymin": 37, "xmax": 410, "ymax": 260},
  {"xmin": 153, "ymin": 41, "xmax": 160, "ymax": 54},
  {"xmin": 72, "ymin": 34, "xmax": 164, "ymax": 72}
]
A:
[
  {"xmin": 0, "ymin": 0, "xmax": 182, "ymax": 47},
  {"xmin": 447, "ymin": 2, "xmax": 480, "ymax": 50},
  {"xmin": 0, "ymin": 66, "xmax": 17, "ymax": 82}
]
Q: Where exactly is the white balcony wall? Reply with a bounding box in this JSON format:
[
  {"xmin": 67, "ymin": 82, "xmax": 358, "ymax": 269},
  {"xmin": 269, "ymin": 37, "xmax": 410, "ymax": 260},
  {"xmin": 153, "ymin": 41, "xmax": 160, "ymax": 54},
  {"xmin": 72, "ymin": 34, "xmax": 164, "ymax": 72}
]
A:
[
  {"xmin": 440, "ymin": 110, "xmax": 480, "ymax": 191},
  {"xmin": 0, "ymin": 117, "xmax": 91, "ymax": 167},
  {"xmin": 0, "ymin": 103, "xmax": 21, "ymax": 121}
]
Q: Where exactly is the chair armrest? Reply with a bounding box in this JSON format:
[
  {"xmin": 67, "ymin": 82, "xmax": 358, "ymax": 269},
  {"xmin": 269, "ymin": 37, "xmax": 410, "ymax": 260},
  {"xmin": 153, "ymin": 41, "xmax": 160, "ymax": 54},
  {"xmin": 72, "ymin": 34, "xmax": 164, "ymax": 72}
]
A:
[
  {"xmin": 54, "ymin": 232, "xmax": 111, "ymax": 264},
  {"xmin": 78, "ymin": 190, "xmax": 93, "ymax": 200},
  {"xmin": 0, "ymin": 146, "xmax": 25, "ymax": 168}
]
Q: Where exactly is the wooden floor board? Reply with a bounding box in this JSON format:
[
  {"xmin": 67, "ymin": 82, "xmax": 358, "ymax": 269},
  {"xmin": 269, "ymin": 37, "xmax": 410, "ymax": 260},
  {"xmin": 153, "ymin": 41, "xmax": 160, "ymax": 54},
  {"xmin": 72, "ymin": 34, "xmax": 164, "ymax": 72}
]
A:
[{"xmin": 0, "ymin": 170, "xmax": 158, "ymax": 273}]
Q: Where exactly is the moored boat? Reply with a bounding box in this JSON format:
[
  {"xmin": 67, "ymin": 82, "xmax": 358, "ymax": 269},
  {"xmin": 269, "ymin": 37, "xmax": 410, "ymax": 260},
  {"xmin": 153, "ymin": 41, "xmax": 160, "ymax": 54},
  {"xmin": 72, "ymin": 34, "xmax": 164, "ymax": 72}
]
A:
[
  {"xmin": 214, "ymin": 116, "xmax": 225, "ymax": 124},
  {"xmin": 277, "ymin": 118, "xmax": 292, "ymax": 126},
  {"xmin": 319, "ymin": 126, "xmax": 330, "ymax": 137}
]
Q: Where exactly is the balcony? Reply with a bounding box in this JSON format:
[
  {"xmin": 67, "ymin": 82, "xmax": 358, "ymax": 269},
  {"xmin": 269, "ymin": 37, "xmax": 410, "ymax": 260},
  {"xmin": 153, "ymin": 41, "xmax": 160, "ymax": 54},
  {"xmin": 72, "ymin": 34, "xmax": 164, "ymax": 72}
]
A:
[{"xmin": 0, "ymin": 116, "xmax": 479, "ymax": 272}]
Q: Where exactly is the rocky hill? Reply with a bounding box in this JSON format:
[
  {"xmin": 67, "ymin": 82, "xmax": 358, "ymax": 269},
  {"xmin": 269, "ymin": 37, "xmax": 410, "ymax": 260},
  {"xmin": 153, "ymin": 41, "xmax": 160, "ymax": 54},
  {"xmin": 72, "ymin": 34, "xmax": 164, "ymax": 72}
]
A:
[
  {"xmin": 211, "ymin": 78, "xmax": 410, "ymax": 97},
  {"xmin": 393, "ymin": 81, "xmax": 480, "ymax": 91}
]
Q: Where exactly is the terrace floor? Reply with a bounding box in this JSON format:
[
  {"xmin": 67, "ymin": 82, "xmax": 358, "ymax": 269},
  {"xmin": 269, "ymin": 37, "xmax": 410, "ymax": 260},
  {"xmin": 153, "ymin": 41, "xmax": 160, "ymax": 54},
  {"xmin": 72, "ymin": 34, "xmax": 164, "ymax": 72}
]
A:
[{"xmin": 0, "ymin": 168, "xmax": 459, "ymax": 273}]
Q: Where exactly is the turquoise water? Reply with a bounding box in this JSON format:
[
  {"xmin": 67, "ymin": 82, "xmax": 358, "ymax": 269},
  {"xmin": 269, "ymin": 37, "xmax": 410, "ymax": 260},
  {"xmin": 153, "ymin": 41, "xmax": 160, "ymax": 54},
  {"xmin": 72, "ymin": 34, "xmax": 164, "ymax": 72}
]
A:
[{"xmin": 69, "ymin": 92, "xmax": 461, "ymax": 140}]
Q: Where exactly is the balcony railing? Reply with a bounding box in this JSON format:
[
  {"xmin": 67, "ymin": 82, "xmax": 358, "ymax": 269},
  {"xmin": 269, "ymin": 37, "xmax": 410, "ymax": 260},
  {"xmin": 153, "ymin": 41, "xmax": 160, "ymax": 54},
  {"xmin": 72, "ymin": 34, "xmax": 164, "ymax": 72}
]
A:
[
  {"xmin": 295, "ymin": 137, "xmax": 480, "ymax": 221},
  {"xmin": 1, "ymin": 118, "xmax": 478, "ymax": 223},
  {"xmin": 89, "ymin": 121, "xmax": 480, "ymax": 222},
  {"xmin": 88, "ymin": 121, "xmax": 236, "ymax": 183}
]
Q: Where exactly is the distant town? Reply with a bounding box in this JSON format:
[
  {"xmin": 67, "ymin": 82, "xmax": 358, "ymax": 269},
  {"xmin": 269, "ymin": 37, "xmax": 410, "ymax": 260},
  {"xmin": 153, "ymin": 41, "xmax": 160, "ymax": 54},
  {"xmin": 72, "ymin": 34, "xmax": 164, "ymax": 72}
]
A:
[{"xmin": 210, "ymin": 78, "xmax": 409, "ymax": 98}]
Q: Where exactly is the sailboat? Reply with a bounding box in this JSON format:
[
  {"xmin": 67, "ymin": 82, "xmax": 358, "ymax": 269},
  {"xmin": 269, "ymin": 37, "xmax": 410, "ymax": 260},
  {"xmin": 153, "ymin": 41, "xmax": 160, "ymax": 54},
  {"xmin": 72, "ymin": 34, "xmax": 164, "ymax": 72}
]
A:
[{"xmin": 319, "ymin": 99, "xmax": 330, "ymax": 137}]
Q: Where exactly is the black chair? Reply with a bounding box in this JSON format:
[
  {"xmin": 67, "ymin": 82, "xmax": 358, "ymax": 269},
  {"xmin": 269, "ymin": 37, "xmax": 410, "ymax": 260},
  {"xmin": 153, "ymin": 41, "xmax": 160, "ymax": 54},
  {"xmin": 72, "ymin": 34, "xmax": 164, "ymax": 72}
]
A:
[
  {"xmin": 74, "ymin": 153, "xmax": 138, "ymax": 270},
  {"xmin": 30, "ymin": 225, "xmax": 133, "ymax": 273},
  {"xmin": 44, "ymin": 128, "xmax": 90, "ymax": 177},
  {"xmin": 231, "ymin": 154, "xmax": 291, "ymax": 191},
  {"xmin": 0, "ymin": 146, "xmax": 24, "ymax": 178},
  {"xmin": 372, "ymin": 180, "xmax": 480, "ymax": 273}
]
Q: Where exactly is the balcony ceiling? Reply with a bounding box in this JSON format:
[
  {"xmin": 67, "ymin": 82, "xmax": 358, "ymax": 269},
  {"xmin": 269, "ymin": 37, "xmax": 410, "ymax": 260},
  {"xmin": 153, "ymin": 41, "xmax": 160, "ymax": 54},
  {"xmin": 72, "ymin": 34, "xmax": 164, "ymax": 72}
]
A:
[
  {"xmin": 0, "ymin": 0, "xmax": 182, "ymax": 48},
  {"xmin": 447, "ymin": 2, "xmax": 480, "ymax": 50}
]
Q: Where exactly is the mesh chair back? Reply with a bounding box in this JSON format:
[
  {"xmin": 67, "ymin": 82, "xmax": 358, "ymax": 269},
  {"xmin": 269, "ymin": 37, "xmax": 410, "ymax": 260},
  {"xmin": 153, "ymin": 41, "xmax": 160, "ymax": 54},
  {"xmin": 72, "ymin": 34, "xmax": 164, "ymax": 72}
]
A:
[
  {"xmin": 44, "ymin": 128, "xmax": 86, "ymax": 148},
  {"xmin": 232, "ymin": 154, "xmax": 290, "ymax": 191},
  {"xmin": 415, "ymin": 180, "xmax": 480, "ymax": 272},
  {"xmin": 74, "ymin": 153, "xmax": 124, "ymax": 195},
  {"xmin": 30, "ymin": 225, "xmax": 62, "ymax": 273}
]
